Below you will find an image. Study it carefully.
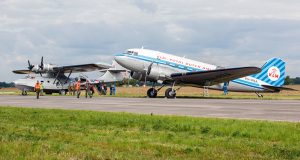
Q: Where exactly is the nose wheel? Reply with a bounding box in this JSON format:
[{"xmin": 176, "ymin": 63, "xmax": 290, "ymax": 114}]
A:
[
  {"xmin": 165, "ymin": 88, "xmax": 176, "ymax": 99},
  {"xmin": 147, "ymin": 88, "xmax": 158, "ymax": 98}
]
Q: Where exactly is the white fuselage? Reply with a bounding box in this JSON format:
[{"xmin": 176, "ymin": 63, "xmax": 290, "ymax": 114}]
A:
[
  {"xmin": 114, "ymin": 48, "xmax": 269, "ymax": 92},
  {"xmin": 14, "ymin": 75, "xmax": 73, "ymax": 93}
]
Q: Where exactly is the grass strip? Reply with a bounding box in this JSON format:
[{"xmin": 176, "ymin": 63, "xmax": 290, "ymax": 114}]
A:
[{"xmin": 0, "ymin": 106, "xmax": 299, "ymax": 159}]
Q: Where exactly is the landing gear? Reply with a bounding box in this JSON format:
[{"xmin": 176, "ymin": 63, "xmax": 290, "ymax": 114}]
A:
[
  {"xmin": 255, "ymin": 92, "xmax": 263, "ymax": 98},
  {"xmin": 146, "ymin": 82, "xmax": 164, "ymax": 98},
  {"xmin": 145, "ymin": 82, "xmax": 180, "ymax": 99},
  {"xmin": 165, "ymin": 88, "xmax": 176, "ymax": 99},
  {"xmin": 147, "ymin": 88, "xmax": 158, "ymax": 98},
  {"xmin": 59, "ymin": 90, "xmax": 66, "ymax": 95},
  {"xmin": 21, "ymin": 90, "xmax": 27, "ymax": 96}
]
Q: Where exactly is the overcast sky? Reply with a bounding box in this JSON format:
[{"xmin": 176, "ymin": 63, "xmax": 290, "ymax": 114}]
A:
[{"xmin": 1, "ymin": 0, "xmax": 300, "ymax": 82}]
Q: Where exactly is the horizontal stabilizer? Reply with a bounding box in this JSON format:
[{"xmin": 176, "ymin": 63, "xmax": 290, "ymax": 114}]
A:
[{"xmin": 261, "ymin": 85, "xmax": 298, "ymax": 92}]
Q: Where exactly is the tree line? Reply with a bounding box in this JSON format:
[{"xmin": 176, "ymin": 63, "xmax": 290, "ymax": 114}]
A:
[
  {"xmin": 284, "ymin": 76, "xmax": 300, "ymax": 85},
  {"xmin": 0, "ymin": 82, "xmax": 14, "ymax": 88}
]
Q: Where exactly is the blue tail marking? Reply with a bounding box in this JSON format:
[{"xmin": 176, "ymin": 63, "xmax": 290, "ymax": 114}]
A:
[{"xmin": 252, "ymin": 58, "xmax": 285, "ymax": 87}]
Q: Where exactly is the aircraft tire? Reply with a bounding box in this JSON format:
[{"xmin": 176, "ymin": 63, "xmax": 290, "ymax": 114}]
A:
[
  {"xmin": 21, "ymin": 91, "xmax": 27, "ymax": 96},
  {"xmin": 59, "ymin": 90, "xmax": 66, "ymax": 95},
  {"xmin": 147, "ymin": 88, "xmax": 157, "ymax": 98},
  {"xmin": 165, "ymin": 88, "xmax": 176, "ymax": 99}
]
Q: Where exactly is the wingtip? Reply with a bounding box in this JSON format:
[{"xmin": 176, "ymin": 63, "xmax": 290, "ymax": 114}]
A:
[{"xmin": 12, "ymin": 70, "xmax": 31, "ymax": 74}]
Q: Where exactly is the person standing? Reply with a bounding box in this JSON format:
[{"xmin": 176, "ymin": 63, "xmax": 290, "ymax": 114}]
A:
[
  {"xmin": 75, "ymin": 80, "xmax": 81, "ymax": 98},
  {"xmin": 112, "ymin": 82, "xmax": 116, "ymax": 95},
  {"xmin": 68, "ymin": 83, "xmax": 73, "ymax": 96},
  {"xmin": 40, "ymin": 82, "xmax": 44, "ymax": 96},
  {"xmin": 103, "ymin": 84, "xmax": 107, "ymax": 95},
  {"xmin": 109, "ymin": 83, "xmax": 113, "ymax": 95},
  {"xmin": 34, "ymin": 80, "xmax": 41, "ymax": 99},
  {"xmin": 87, "ymin": 83, "xmax": 94, "ymax": 98},
  {"xmin": 223, "ymin": 82, "xmax": 229, "ymax": 95},
  {"xmin": 85, "ymin": 81, "xmax": 89, "ymax": 98}
]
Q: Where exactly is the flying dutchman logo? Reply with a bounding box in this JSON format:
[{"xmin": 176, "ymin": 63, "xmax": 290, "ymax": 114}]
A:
[{"xmin": 267, "ymin": 66, "xmax": 280, "ymax": 81}]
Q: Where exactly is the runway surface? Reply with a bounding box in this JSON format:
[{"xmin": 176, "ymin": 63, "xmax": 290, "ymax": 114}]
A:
[{"xmin": 0, "ymin": 95, "xmax": 299, "ymax": 122}]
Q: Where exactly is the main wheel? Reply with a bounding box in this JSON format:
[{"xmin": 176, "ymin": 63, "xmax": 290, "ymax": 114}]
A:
[
  {"xmin": 165, "ymin": 88, "xmax": 176, "ymax": 99},
  {"xmin": 147, "ymin": 88, "xmax": 158, "ymax": 98},
  {"xmin": 59, "ymin": 90, "xmax": 66, "ymax": 95}
]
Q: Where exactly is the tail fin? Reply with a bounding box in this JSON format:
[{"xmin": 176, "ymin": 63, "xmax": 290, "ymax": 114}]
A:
[{"xmin": 253, "ymin": 58, "xmax": 285, "ymax": 87}]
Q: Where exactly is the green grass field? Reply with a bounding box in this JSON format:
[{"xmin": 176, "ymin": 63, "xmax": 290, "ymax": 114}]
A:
[{"xmin": 0, "ymin": 107, "xmax": 299, "ymax": 159}]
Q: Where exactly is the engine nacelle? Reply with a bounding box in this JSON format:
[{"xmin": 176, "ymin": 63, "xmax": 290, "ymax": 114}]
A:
[
  {"xmin": 131, "ymin": 71, "xmax": 145, "ymax": 81},
  {"xmin": 31, "ymin": 64, "xmax": 55, "ymax": 73},
  {"xmin": 43, "ymin": 64, "xmax": 55, "ymax": 72},
  {"xmin": 147, "ymin": 64, "xmax": 168, "ymax": 82}
]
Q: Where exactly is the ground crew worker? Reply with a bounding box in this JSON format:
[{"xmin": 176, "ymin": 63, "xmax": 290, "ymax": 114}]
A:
[
  {"xmin": 75, "ymin": 80, "xmax": 81, "ymax": 98},
  {"xmin": 72, "ymin": 83, "xmax": 76, "ymax": 96},
  {"xmin": 85, "ymin": 82, "xmax": 94, "ymax": 98},
  {"xmin": 85, "ymin": 81, "xmax": 89, "ymax": 98},
  {"xmin": 68, "ymin": 83, "xmax": 73, "ymax": 96},
  {"xmin": 34, "ymin": 80, "xmax": 41, "ymax": 99},
  {"xmin": 40, "ymin": 82, "xmax": 44, "ymax": 96}
]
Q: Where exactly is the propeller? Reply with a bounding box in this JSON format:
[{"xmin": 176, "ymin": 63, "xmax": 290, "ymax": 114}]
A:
[
  {"xmin": 39, "ymin": 56, "xmax": 44, "ymax": 70},
  {"xmin": 27, "ymin": 60, "xmax": 34, "ymax": 70},
  {"xmin": 147, "ymin": 62, "xmax": 153, "ymax": 76},
  {"xmin": 143, "ymin": 62, "xmax": 154, "ymax": 87}
]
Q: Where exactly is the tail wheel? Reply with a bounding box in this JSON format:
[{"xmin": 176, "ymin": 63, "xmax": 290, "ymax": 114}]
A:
[
  {"xmin": 21, "ymin": 91, "xmax": 27, "ymax": 96},
  {"xmin": 147, "ymin": 88, "xmax": 158, "ymax": 98},
  {"xmin": 165, "ymin": 88, "xmax": 176, "ymax": 99}
]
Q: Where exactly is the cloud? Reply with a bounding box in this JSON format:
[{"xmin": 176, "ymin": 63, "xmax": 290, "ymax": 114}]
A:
[{"xmin": 0, "ymin": 0, "xmax": 300, "ymax": 82}]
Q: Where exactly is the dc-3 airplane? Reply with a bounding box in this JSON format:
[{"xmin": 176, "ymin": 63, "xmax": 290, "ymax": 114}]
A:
[
  {"xmin": 13, "ymin": 57, "xmax": 127, "ymax": 95},
  {"xmin": 114, "ymin": 48, "xmax": 294, "ymax": 98}
]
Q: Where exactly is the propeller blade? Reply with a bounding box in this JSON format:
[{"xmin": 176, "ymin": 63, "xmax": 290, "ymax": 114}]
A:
[
  {"xmin": 39, "ymin": 56, "xmax": 44, "ymax": 70},
  {"xmin": 147, "ymin": 62, "xmax": 154, "ymax": 75},
  {"xmin": 27, "ymin": 60, "xmax": 34, "ymax": 70}
]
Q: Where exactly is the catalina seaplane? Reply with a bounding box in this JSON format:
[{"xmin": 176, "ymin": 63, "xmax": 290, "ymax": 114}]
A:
[
  {"xmin": 13, "ymin": 57, "xmax": 127, "ymax": 95},
  {"xmin": 114, "ymin": 48, "xmax": 293, "ymax": 98}
]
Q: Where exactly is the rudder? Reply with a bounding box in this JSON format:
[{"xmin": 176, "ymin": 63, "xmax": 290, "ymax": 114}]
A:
[{"xmin": 253, "ymin": 58, "xmax": 285, "ymax": 86}]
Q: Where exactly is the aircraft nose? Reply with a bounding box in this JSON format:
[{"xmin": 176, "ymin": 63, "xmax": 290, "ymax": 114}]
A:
[{"xmin": 114, "ymin": 55, "xmax": 126, "ymax": 67}]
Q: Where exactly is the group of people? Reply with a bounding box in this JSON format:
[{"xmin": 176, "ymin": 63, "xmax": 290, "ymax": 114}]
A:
[
  {"xmin": 96, "ymin": 82, "xmax": 116, "ymax": 96},
  {"xmin": 34, "ymin": 80, "xmax": 117, "ymax": 99},
  {"xmin": 74, "ymin": 80, "xmax": 95, "ymax": 98}
]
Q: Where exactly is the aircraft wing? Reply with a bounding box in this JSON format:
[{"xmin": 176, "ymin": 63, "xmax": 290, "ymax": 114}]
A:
[
  {"xmin": 98, "ymin": 69, "xmax": 128, "ymax": 73},
  {"xmin": 12, "ymin": 70, "xmax": 32, "ymax": 74},
  {"xmin": 171, "ymin": 67, "xmax": 261, "ymax": 86},
  {"xmin": 54, "ymin": 63, "xmax": 112, "ymax": 73}
]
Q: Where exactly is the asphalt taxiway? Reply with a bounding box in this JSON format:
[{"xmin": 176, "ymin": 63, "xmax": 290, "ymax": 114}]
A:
[{"xmin": 0, "ymin": 95, "xmax": 299, "ymax": 122}]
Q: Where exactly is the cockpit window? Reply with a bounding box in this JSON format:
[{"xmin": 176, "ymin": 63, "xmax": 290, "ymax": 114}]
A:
[{"xmin": 126, "ymin": 51, "xmax": 138, "ymax": 55}]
